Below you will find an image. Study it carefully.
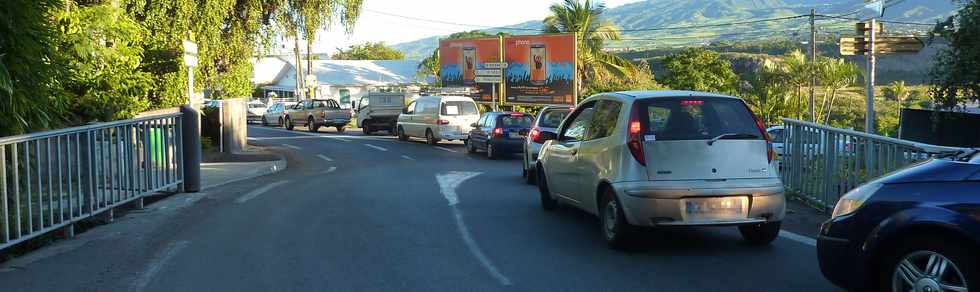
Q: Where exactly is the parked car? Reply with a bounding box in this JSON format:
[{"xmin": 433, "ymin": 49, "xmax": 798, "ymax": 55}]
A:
[
  {"xmin": 522, "ymin": 106, "xmax": 572, "ymax": 184},
  {"xmin": 465, "ymin": 112, "xmax": 533, "ymax": 159},
  {"xmin": 536, "ymin": 91, "xmax": 784, "ymax": 249},
  {"xmin": 246, "ymin": 101, "xmax": 268, "ymax": 124},
  {"xmin": 283, "ymin": 99, "xmax": 352, "ymax": 133},
  {"xmin": 355, "ymin": 92, "xmax": 405, "ymax": 135},
  {"xmin": 817, "ymin": 149, "xmax": 980, "ymax": 292},
  {"xmin": 396, "ymin": 96, "xmax": 480, "ymax": 145},
  {"xmin": 261, "ymin": 101, "xmax": 296, "ymax": 126}
]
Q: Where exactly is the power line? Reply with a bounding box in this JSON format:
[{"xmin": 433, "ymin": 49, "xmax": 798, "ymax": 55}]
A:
[
  {"xmin": 617, "ymin": 15, "xmax": 810, "ymax": 32},
  {"xmin": 363, "ymin": 8, "xmax": 542, "ymax": 32},
  {"xmin": 816, "ymin": 14, "xmax": 935, "ymax": 26}
]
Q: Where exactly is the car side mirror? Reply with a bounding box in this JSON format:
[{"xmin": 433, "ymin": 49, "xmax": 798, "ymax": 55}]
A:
[
  {"xmin": 539, "ymin": 131, "xmax": 558, "ymax": 141},
  {"xmin": 470, "ymin": 123, "xmax": 479, "ymax": 128}
]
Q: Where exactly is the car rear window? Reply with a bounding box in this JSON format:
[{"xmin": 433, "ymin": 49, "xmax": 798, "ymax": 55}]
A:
[
  {"xmin": 537, "ymin": 109, "xmax": 570, "ymax": 128},
  {"xmin": 442, "ymin": 101, "xmax": 478, "ymax": 116},
  {"xmin": 640, "ymin": 97, "xmax": 761, "ymax": 141},
  {"xmin": 497, "ymin": 115, "xmax": 533, "ymax": 128}
]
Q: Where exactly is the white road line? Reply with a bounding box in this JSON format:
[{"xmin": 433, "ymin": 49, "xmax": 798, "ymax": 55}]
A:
[
  {"xmin": 129, "ymin": 240, "xmax": 190, "ymax": 292},
  {"xmin": 330, "ymin": 137, "xmax": 352, "ymax": 142},
  {"xmin": 434, "ymin": 146, "xmax": 457, "ymax": 153},
  {"xmin": 235, "ymin": 180, "xmax": 290, "ymax": 204},
  {"xmin": 364, "ymin": 144, "xmax": 388, "ymax": 151},
  {"xmin": 401, "ymin": 155, "xmax": 415, "ymax": 161},
  {"xmin": 316, "ymin": 154, "xmax": 334, "ymax": 162},
  {"xmin": 436, "ymin": 171, "xmax": 511, "ymax": 286},
  {"xmin": 322, "ymin": 166, "xmax": 337, "ymax": 174},
  {"xmin": 282, "ymin": 144, "xmax": 302, "ymax": 150},
  {"xmin": 778, "ymin": 230, "xmax": 817, "ymax": 247}
]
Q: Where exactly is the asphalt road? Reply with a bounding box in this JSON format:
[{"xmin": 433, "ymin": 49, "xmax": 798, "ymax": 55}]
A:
[{"xmin": 0, "ymin": 124, "xmax": 842, "ymax": 292}]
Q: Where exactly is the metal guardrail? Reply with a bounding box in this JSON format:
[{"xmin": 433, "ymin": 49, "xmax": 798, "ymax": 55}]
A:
[
  {"xmin": 780, "ymin": 118, "xmax": 966, "ymax": 211},
  {"xmin": 0, "ymin": 113, "xmax": 184, "ymax": 251}
]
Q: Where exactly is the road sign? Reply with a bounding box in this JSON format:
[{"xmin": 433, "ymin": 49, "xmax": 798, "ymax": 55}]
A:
[
  {"xmin": 840, "ymin": 36, "xmax": 924, "ymax": 55},
  {"xmin": 475, "ymin": 69, "xmax": 501, "ymax": 76},
  {"xmin": 482, "ymin": 62, "xmax": 508, "ymax": 69},
  {"xmin": 474, "ymin": 76, "xmax": 502, "ymax": 83},
  {"xmin": 182, "ymin": 40, "xmax": 199, "ymax": 67},
  {"xmin": 856, "ymin": 22, "xmax": 884, "ymax": 35}
]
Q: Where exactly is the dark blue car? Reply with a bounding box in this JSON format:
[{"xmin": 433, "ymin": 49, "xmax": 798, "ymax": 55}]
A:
[
  {"xmin": 465, "ymin": 112, "xmax": 533, "ymax": 159},
  {"xmin": 817, "ymin": 149, "xmax": 980, "ymax": 292}
]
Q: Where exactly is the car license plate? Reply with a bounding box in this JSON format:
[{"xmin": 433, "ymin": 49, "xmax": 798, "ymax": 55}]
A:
[
  {"xmin": 509, "ymin": 132, "xmax": 521, "ymax": 138},
  {"xmin": 680, "ymin": 197, "xmax": 748, "ymax": 222}
]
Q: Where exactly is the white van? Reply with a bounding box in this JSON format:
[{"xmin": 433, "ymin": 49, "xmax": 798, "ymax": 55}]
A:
[{"xmin": 396, "ymin": 96, "xmax": 481, "ymax": 145}]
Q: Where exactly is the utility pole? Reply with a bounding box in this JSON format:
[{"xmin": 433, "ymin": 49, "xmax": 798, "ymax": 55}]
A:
[
  {"xmin": 865, "ymin": 17, "xmax": 877, "ymax": 134},
  {"xmin": 293, "ymin": 31, "xmax": 305, "ymax": 100},
  {"xmin": 809, "ymin": 8, "xmax": 817, "ymax": 122}
]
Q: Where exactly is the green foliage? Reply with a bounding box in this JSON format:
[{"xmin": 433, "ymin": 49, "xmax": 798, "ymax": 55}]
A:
[
  {"xmin": 815, "ymin": 58, "xmax": 861, "ymax": 124},
  {"xmin": 662, "ymin": 48, "xmax": 738, "ymax": 94},
  {"xmin": 930, "ymin": 0, "xmax": 980, "ymax": 108},
  {"xmin": 739, "ymin": 60, "xmax": 793, "ymax": 125},
  {"xmin": 332, "ymin": 42, "xmax": 405, "ymax": 60}
]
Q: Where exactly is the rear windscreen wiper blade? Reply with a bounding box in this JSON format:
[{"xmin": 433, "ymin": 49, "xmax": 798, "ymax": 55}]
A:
[{"xmin": 707, "ymin": 133, "xmax": 759, "ymax": 146}]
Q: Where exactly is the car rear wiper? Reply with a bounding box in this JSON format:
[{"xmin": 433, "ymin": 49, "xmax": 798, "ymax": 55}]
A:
[{"xmin": 707, "ymin": 133, "xmax": 759, "ymax": 146}]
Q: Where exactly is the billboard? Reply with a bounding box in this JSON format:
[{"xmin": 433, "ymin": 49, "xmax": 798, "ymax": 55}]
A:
[
  {"xmin": 503, "ymin": 34, "xmax": 576, "ymax": 105},
  {"xmin": 439, "ymin": 37, "xmax": 501, "ymax": 103}
]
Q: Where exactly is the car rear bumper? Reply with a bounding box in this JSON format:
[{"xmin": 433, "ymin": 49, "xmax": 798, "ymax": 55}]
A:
[
  {"xmin": 611, "ymin": 180, "xmax": 785, "ymax": 227},
  {"xmin": 490, "ymin": 139, "xmax": 524, "ymax": 153},
  {"xmin": 318, "ymin": 118, "xmax": 351, "ymax": 126}
]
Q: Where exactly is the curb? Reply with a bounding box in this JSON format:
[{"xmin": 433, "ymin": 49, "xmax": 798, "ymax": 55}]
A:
[{"xmin": 201, "ymin": 154, "xmax": 288, "ymax": 191}]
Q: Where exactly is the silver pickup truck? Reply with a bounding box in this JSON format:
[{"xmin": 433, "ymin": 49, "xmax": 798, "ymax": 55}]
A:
[
  {"xmin": 284, "ymin": 99, "xmax": 352, "ymax": 133},
  {"xmin": 355, "ymin": 92, "xmax": 406, "ymax": 135}
]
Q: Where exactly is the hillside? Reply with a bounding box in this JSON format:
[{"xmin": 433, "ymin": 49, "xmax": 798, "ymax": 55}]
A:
[{"xmin": 393, "ymin": 0, "xmax": 958, "ymax": 59}]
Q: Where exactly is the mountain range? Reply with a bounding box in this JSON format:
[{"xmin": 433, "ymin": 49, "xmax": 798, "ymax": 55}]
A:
[{"xmin": 392, "ymin": 0, "xmax": 959, "ymax": 59}]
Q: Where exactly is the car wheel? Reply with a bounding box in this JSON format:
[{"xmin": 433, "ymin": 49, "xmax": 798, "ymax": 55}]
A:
[
  {"xmin": 261, "ymin": 117, "xmax": 269, "ymax": 126},
  {"xmin": 425, "ymin": 129, "xmax": 438, "ymax": 145},
  {"xmin": 363, "ymin": 124, "xmax": 372, "ymax": 135},
  {"xmin": 466, "ymin": 139, "xmax": 476, "ymax": 154},
  {"xmin": 879, "ymin": 236, "xmax": 978, "ymax": 292},
  {"xmin": 536, "ymin": 166, "xmax": 558, "ymax": 211},
  {"xmin": 284, "ymin": 117, "xmax": 294, "ymax": 130},
  {"xmin": 738, "ymin": 221, "xmax": 781, "ymax": 245},
  {"xmin": 308, "ymin": 118, "xmax": 319, "ymax": 132},
  {"xmin": 600, "ymin": 188, "xmax": 635, "ymax": 250},
  {"xmin": 397, "ymin": 126, "xmax": 408, "ymax": 141},
  {"xmin": 486, "ymin": 142, "xmax": 497, "ymax": 159},
  {"xmin": 336, "ymin": 126, "xmax": 346, "ymax": 133}
]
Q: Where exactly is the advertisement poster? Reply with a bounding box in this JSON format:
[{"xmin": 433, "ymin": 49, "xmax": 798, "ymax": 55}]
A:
[
  {"xmin": 439, "ymin": 37, "xmax": 501, "ymax": 103},
  {"xmin": 503, "ymin": 34, "xmax": 576, "ymax": 105}
]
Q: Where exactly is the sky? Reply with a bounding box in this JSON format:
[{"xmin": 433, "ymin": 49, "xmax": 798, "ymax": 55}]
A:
[{"xmin": 278, "ymin": 0, "xmax": 641, "ymax": 55}]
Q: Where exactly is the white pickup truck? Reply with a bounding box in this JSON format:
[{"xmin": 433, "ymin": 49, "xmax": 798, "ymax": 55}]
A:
[
  {"xmin": 283, "ymin": 99, "xmax": 352, "ymax": 133},
  {"xmin": 354, "ymin": 92, "xmax": 406, "ymax": 135}
]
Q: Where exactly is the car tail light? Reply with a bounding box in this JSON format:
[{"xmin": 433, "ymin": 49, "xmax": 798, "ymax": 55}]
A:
[
  {"xmin": 529, "ymin": 128, "xmax": 542, "ymax": 143},
  {"xmin": 750, "ymin": 112, "xmax": 774, "ymax": 164},
  {"xmin": 510, "ymin": 113, "xmax": 524, "ymax": 117},
  {"xmin": 493, "ymin": 127, "xmax": 503, "ymax": 137},
  {"xmin": 627, "ymin": 103, "xmax": 645, "ymax": 166},
  {"xmin": 437, "ymin": 119, "xmax": 449, "ymax": 125}
]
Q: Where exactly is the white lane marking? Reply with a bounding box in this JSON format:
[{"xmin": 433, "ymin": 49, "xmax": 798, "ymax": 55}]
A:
[
  {"xmin": 401, "ymin": 155, "xmax": 415, "ymax": 161},
  {"xmin": 282, "ymin": 144, "xmax": 302, "ymax": 150},
  {"xmin": 330, "ymin": 137, "xmax": 352, "ymax": 142},
  {"xmin": 317, "ymin": 154, "xmax": 334, "ymax": 162},
  {"xmin": 778, "ymin": 230, "xmax": 817, "ymax": 247},
  {"xmin": 235, "ymin": 180, "xmax": 290, "ymax": 204},
  {"xmin": 364, "ymin": 144, "xmax": 388, "ymax": 152},
  {"xmin": 436, "ymin": 171, "xmax": 511, "ymax": 286},
  {"xmin": 130, "ymin": 240, "xmax": 190, "ymax": 292},
  {"xmin": 322, "ymin": 166, "xmax": 337, "ymax": 174},
  {"xmin": 248, "ymin": 126, "xmax": 395, "ymax": 141},
  {"xmin": 434, "ymin": 146, "xmax": 457, "ymax": 153}
]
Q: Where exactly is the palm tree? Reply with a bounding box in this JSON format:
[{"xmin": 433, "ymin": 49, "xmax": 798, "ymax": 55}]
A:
[
  {"xmin": 782, "ymin": 50, "xmax": 812, "ymax": 119},
  {"xmin": 885, "ymin": 80, "xmax": 910, "ymax": 117},
  {"xmin": 543, "ymin": 0, "xmax": 638, "ymax": 93},
  {"xmin": 816, "ymin": 58, "xmax": 860, "ymax": 124}
]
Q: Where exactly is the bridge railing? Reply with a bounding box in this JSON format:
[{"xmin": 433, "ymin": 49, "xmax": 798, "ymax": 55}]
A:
[
  {"xmin": 780, "ymin": 118, "xmax": 966, "ymax": 211},
  {"xmin": 0, "ymin": 113, "xmax": 186, "ymax": 251}
]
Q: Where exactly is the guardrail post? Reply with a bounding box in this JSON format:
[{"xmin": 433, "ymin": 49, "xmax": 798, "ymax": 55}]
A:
[{"xmin": 180, "ymin": 105, "xmax": 201, "ymax": 193}]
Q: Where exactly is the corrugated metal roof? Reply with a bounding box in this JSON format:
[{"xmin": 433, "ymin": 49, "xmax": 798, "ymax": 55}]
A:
[{"xmin": 253, "ymin": 57, "xmax": 429, "ymax": 87}]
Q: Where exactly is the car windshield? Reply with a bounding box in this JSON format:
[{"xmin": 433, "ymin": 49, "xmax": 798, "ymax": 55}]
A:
[
  {"xmin": 538, "ymin": 109, "xmax": 570, "ymax": 128},
  {"xmin": 640, "ymin": 97, "xmax": 761, "ymax": 141},
  {"xmin": 442, "ymin": 101, "xmax": 478, "ymax": 116},
  {"xmin": 498, "ymin": 115, "xmax": 533, "ymax": 128}
]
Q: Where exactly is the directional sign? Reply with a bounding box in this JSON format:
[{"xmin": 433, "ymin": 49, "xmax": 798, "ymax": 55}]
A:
[
  {"xmin": 475, "ymin": 69, "xmax": 501, "ymax": 76},
  {"xmin": 182, "ymin": 40, "xmax": 199, "ymax": 67},
  {"xmin": 482, "ymin": 62, "xmax": 508, "ymax": 69},
  {"xmin": 840, "ymin": 36, "xmax": 924, "ymax": 55},
  {"xmin": 474, "ymin": 76, "xmax": 503, "ymax": 83},
  {"xmin": 856, "ymin": 22, "xmax": 884, "ymax": 35}
]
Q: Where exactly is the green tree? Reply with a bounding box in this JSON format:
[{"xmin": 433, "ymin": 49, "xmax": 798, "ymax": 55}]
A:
[
  {"xmin": 816, "ymin": 58, "xmax": 860, "ymax": 124},
  {"xmin": 662, "ymin": 48, "xmax": 738, "ymax": 94},
  {"xmin": 543, "ymin": 0, "xmax": 638, "ymax": 93},
  {"xmin": 332, "ymin": 42, "xmax": 405, "ymax": 60},
  {"xmin": 740, "ymin": 60, "xmax": 793, "ymax": 125},
  {"xmin": 930, "ymin": 0, "xmax": 980, "ymax": 108},
  {"xmin": 782, "ymin": 49, "xmax": 815, "ymax": 119}
]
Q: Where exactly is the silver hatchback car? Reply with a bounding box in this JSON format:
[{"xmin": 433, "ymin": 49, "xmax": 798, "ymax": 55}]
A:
[{"xmin": 536, "ymin": 91, "xmax": 785, "ymax": 248}]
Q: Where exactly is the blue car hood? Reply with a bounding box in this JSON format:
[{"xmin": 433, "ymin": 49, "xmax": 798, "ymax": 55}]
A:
[{"xmin": 878, "ymin": 159, "xmax": 980, "ymax": 184}]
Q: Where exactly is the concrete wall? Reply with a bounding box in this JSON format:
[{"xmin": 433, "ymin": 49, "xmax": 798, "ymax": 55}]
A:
[{"xmin": 220, "ymin": 98, "xmax": 248, "ymax": 153}]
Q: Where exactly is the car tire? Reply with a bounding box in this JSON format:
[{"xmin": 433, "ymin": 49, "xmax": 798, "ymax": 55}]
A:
[
  {"xmin": 600, "ymin": 188, "xmax": 635, "ymax": 250},
  {"xmin": 523, "ymin": 153, "xmax": 536, "ymax": 185},
  {"xmin": 536, "ymin": 166, "xmax": 558, "ymax": 211},
  {"xmin": 261, "ymin": 117, "xmax": 269, "ymax": 126},
  {"xmin": 878, "ymin": 236, "xmax": 979, "ymax": 292},
  {"xmin": 336, "ymin": 126, "xmax": 346, "ymax": 133},
  {"xmin": 363, "ymin": 124, "xmax": 373, "ymax": 135},
  {"xmin": 466, "ymin": 139, "xmax": 477, "ymax": 154},
  {"xmin": 425, "ymin": 129, "xmax": 438, "ymax": 145},
  {"xmin": 397, "ymin": 126, "xmax": 408, "ymax": 141},
  {"xmin": 486, "ymin": 142, "xmax": 497, "ymax": 159},
  {"xmin": 308, "ymin": 118, "xmax": 319, "ymax": 133},
  {"xmin": 738, "ymin": 221, "xmax": 781, "ymax": 245},
  {"xmin": 284, "ymin": 117, "xmax": 294, "ymax": 130}
]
